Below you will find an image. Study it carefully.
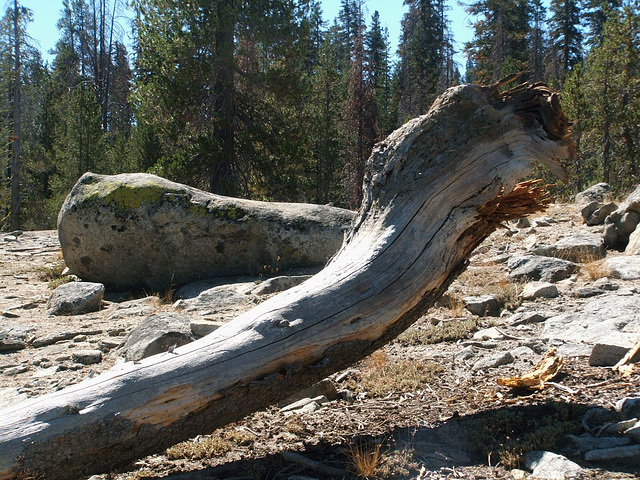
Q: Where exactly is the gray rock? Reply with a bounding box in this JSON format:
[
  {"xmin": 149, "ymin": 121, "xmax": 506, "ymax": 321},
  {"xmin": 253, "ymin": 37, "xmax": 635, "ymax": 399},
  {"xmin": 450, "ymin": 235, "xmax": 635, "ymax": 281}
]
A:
[
  {"xmin": 251, "ymin": 275, "xmax": 312, "ymax": 295},
  {"xmin": 119, "ymin": 312, "xmax": 195, "ymax": 361},
  {"xmin": 58, "ymin": 172, "xmax": 354, "ymax": 290},
  {"xmin": 573, "ymin": 286, "xmax": 604, "ymax": 298},
  {"xmin": 508, "ymin": 311, "xmax": 549, "ymax": 326},
  {"xmin": 47, "ymin": 282, "xmax": 105, "ymax": 316},
  {"xmin": 584, "ymin": 444, "xmax": 640, "ymax": 463},
  {"xmin": 508, "ymin": 255, "xmax": 579, "ymax": 283},
  {"xmin": 174, "ymin": 280, "xmax": 256, "ymax": 316},
  {"xmin": 454, "ymin": 345, "xmax": 476, "ymax": 362},
  {"xmin": 531, "ymin": 234, "xmax": 604, "ymax": 262},
  {"xmin": 599, "ymin": 418, "xmax": 638, "ymax": 435},
  {"xmin": 589, "ymin": 332, "xmax": 640, "ymax": 366},
  {"xmin": 520, "ymin": 281, "xmax": 558, "ymax": 300},
  {"xmin": 542, "ymin": 295, "xmax": 640, "ymax": 351},
  {"xmin": 472, "ymin": 327, "xmax": 508, "ymax": 341},
  {"xmin": 625, "ymin": 225, "xmax": 640, "ymax": 255},
  {"xmin": 463, "ymin": 295, "xmax": 501, "ymax": 317},
  {"xmin": 0, "ymin": 325, "xmax": 34, "ymax": 352},
  {"xmin": 280, "ymin": 395, "xmax": 330, "ymax": 413},
  {"xmin": 575, "ymin": 183, "xmax": 611, "ymax": 204},
  {"xmin": 2, "ymin": 365, "xmax": 27, "ymax": 376},
  {"xmin": 592, "ymin": 277, "xmax": 619, "ymax": 291},
  {"xmin": 604, "ymin": 184, "xmax": 640, "ymax": 250},
  {"xmin": 72, "ymin": 349, "xmax": 102, "ymax": 365},
  {"xmin": 472, "ymin": 351, "xmax": 514, "ymax": 371},
  {"xmin": 524, "ymin": 451, "xmax": 584, "ymax": 479},
  {"xmin": 616, "ymin": 396, "xmax": 640, "ymax": 420},
  {"xmin": 514, "ymin": 217, "xmax": 531, "ymax": 228},
  {"xmin": 566, "ymin": 434, "xmax": 631, "ymax": 454},
  {"xmin": 604, "ymin": 256, "xmax": 640, "ymax": 280},
  {"xmin": 190, "ymin": 319, "xmax": 224, "ymax": 338},
  {"xmin": 581, "ymin": 201, "xmax": 617, "ymax": 226}
]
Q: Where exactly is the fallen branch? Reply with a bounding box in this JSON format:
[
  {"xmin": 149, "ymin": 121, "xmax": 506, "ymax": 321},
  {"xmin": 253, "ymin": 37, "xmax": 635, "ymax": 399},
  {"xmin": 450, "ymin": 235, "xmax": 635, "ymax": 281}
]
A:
[
  {"xmin": 497, "ymin": 348, "xmax": 565, "ymax": 390},
  {"xmin": 0, "ymin": 82, "xmax": 572, "ymax": 479}
]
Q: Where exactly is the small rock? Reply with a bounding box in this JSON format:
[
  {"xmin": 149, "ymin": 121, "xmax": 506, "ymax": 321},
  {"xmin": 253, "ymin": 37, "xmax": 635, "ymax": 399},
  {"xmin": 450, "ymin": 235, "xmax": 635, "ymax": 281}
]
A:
[
  {"xmin": 472, "ymin": 351, "xmax": 514, "ymax": 371},
  {"xmin": 3, "ymin": 365, "xmax": 28, "ymax": 376},
  {"xmin": 71, "ymin": 350, "xmax": 102, "ymax": 365},
  {"xmin": 582, "ymin": 201, "xmax": 617, "ymax": 226},
  {"xmin": 566, "ymin": 434, "xmax": 631, "ymax": 454},
  {"xmin": 520, "ymin": 282, "xmax": 558, "ymax": 300},
  {"xmin": 508, "ymin": 255, "xmax": 579, "ymax": 283},
  {"xmin": 190, "ymin": 319, "xmax": 224, "ymax": 338},
  {"xmin": 454, "ymin": 345, "xmax": 476, "ymax": 362},
  {"xmin": 589, "ymin": 333, "xmax": 640, "ymax": 366},
  {"xmin": 32, "ymin": 366, "xmax": 60, "ymax": 378},
  {"xmin": 280, "ymin": 395, "xmax": 329, "ymax": 413},
  {"xmin": 616, "ymin": 396, "xmax": 640, "ymax": 420},
  {"xmin": 472, "ymin": 327, "xmax": 507, "ymax": 341},
  {"xmin": 73, "ymin": 334, "xmax": 88, "ymax": 342},
  {"xmin": 605, "ymin": 256, "xmax": 640, "ymax": 280},
  {"xmin": 524, "ymin": 451, "xmax": 584, "ymax": 480},
  {"xmin": 508, "ymin": 311, "xmax": 548, "ymax": 326},
  {"xmin": 510, "ymin": 469, "xmax": 528, "ymax": 480},
  {"xmin": 514, "ymin": 217, "xmax": 531, "ymax": 228},
  {"xmin": 119, "ymin": 312, "xmax": 195, "ymax": 361},
  {"xmin": 584, "ymin": 444, "xmax": 640, "ymax": 463},
  {"xmin": 0, "ymin": 325, "xmax": 34, "ymax": 352},
  {"xmin": 97, "ymin": 339, "xmax": 121, "ymax": 352},
  {"xmin": 463, "ymin": 295, "xmax": 501, "ymax": 317},
  {"xmin": 575, "ymin": 183, "xmax": 611, "ymax": 204},
  {"xmin": 47, "ymin": 282, "xmax": 105, "ymax": 316},
  {"xmin": 573, "ymin": 286, "xmax": 604, "ymax": 298},
  {"xmin": 592, "ymin": 278, "xmax": 619, "ymax": 291}
]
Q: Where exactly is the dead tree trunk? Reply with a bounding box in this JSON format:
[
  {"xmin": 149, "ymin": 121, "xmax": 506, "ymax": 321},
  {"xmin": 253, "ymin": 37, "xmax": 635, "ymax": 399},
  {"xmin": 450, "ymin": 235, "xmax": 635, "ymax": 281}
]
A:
[{"xmin": 0, "ymin": 82, "xmax": 572, "ymax": 480}]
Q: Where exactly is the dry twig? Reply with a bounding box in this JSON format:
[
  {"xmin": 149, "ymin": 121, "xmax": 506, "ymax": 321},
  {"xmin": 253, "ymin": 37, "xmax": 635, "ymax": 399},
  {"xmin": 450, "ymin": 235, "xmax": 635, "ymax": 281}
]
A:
[{"xmin": 497, "ymin": 348, "xmax": 564, "ymax": 390}]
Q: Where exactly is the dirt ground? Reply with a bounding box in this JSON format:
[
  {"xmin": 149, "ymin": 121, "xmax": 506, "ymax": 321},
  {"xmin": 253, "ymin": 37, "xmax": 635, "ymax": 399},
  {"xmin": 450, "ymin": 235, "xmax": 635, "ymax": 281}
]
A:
[{"xmin": 1, "ymin": 203, "xmax": 639, "ymax": 480}]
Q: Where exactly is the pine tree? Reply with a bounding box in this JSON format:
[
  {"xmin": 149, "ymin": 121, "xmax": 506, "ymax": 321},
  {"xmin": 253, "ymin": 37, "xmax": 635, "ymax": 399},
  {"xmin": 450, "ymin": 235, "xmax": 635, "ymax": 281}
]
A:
[
  {"xmin": 366, "ymin": 10, "xmax": 393, "ymax": 135},
  {"xmin": 548, "ymin": 0, "xmax": 583, "ymax": 83},
  {"xmin": 465, "ymin": 0, "xmax": 532, "ymax": 83},
  {"xmin": 582, "ymin": 0, "xmax": 621, "ymax": 47},
  {"xmin": 396, "ymin": 0, "xmax": 451, "ymax": 122}
]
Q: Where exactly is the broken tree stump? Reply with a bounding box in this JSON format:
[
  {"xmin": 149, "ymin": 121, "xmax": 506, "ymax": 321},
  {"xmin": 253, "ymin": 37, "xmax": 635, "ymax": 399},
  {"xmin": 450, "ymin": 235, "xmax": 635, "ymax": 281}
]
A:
[{"xmin": 0, "ymin": 81, "xmax": 572, "ymax": 480}]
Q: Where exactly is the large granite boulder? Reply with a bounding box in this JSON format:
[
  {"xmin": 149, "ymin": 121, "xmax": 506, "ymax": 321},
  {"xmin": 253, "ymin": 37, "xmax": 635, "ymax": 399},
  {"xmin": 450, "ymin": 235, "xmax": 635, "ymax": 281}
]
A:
[
  {"xmin": 575, "ymin": 183, "xmax": 611, "ymax": 204},
  {"xmin": 58, "ymin": 173, "xmax": 355, "ymax": 290}
]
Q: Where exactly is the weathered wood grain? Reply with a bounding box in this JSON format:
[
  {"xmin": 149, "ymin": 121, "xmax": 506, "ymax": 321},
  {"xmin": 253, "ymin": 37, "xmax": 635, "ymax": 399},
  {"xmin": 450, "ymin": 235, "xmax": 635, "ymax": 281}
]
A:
[{"xmin": 0, "ymin": 82, "xmax": 572, "ymax": 480}]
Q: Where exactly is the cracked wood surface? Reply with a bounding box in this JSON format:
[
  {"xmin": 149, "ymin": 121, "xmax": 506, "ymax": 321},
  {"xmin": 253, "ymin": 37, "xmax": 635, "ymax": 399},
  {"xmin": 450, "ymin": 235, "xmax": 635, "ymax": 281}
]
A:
[{"xmin": 0, "ymin": 82, "xmax": 572, "ymax": 480}]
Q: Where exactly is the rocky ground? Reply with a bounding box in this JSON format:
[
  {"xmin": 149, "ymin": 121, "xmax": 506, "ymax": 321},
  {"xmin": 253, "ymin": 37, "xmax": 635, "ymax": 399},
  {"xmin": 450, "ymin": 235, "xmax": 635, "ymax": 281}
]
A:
[{"xmin": 1, "ymin": 198, "xmax": 640, "ymax": 480}]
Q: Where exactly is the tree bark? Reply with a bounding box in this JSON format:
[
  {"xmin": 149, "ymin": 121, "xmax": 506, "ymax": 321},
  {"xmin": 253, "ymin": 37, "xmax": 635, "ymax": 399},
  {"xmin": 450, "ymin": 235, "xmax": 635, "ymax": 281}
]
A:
[{"xmin": 0, "ymin": 82, "xmax": 572, "ymax": 480}]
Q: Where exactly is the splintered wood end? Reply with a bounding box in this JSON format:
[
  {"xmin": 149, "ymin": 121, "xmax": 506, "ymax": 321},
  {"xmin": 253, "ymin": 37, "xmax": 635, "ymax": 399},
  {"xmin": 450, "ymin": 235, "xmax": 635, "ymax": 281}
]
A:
[{"xmin": 477, "ymin": 179, "xmax": 554, "ymax": 226}]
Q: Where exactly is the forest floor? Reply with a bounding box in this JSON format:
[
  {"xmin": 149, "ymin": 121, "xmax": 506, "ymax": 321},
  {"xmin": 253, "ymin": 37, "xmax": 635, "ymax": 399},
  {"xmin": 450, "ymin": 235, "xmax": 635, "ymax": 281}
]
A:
[{"xmin": 1, "ymin": 203, "xmax": 639, "ymax": 480}]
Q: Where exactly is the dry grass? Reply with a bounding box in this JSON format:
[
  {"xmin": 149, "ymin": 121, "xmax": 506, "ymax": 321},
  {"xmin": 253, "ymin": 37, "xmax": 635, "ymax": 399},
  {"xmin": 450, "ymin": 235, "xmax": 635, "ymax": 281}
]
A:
[
  {"xmin": 576, "ymin": 251, "xmax": 611, "ymax": 281},
  {"xmin": 346, "ymin": 441, "xmax": 384, "ymax": 479},
  {"xmin": 397, "ymin": 317, "xmax": 477, "ymax": 346},
  {"xmin": 165, "ymin": 435, "xmax": 232, "ymax": 460},
  {"xmin": 36, "ymin": 262, "xmax": 72, "ymax": 289},
  {"xmin": 349, "ymin": 350, "xmax": 445, "ymax": 397}
]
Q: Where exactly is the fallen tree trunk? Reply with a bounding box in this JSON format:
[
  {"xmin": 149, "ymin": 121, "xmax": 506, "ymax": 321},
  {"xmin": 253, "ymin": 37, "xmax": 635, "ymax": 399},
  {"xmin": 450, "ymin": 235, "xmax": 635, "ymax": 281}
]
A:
[
  {"xmin": 57, "ymin": 172, "xmax": 355, "ymax": 290},
  {"xmin": 0, "ymin": 82, "xmax": 572, "ymax": 480}
]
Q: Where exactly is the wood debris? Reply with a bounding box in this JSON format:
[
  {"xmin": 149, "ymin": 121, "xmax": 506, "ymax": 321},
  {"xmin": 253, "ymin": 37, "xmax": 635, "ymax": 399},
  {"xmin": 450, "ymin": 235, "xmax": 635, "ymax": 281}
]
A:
[
  {"xmin": 612, "ymin": 337, "xmax": 640, "ymax": 377},
  {"xmin": 497, "ymin": 348, "xmax": 564, "ymax": 390}
]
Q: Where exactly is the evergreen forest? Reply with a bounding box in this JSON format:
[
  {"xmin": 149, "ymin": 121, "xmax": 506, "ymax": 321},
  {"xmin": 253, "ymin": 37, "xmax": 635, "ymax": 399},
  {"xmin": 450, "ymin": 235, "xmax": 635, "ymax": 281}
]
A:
[{"xmin": 1, "ymin": 0, "xmax": 639, "ymax": 231}]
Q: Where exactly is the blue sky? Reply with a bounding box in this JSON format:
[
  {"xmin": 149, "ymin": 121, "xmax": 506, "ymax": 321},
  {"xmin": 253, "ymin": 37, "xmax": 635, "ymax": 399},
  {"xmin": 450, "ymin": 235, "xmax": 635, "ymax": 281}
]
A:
[{"xmin": 22, "ymin": 0, "xmax": 476, "ymax": 69}]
